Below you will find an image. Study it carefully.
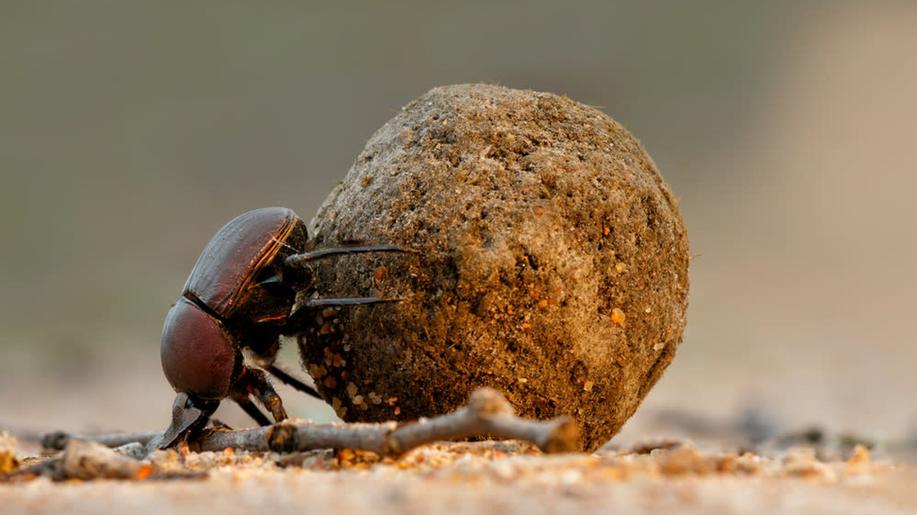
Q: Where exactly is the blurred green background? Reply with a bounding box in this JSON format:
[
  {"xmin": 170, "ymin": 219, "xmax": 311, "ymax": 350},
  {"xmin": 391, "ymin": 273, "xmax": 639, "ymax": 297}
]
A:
[{"xmin": 2, "ymin": 2, "xmax": 915, "ymax": 442}]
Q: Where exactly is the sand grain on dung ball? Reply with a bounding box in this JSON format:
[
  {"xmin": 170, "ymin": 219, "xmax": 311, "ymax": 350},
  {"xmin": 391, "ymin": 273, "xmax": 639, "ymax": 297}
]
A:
[{"xmin": 298, "ymin": 84, "xmax": 689, "ymax": 450}]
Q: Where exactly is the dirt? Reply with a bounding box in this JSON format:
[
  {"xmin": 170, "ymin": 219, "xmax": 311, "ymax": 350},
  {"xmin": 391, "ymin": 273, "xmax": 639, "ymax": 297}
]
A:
[
  {"xmin": 299, "ymin": 84, "xmax": 689, "ymax": 451},
  {"xmin": 3, "ymin": 436, "xmax": 915, "ymax": 515}
]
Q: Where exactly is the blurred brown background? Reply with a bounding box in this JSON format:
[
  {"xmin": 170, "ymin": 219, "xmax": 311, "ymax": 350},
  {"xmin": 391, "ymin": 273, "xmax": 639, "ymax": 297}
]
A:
[{"xmin": 1, "ymin": 2, "xmax": 915, "ymax": 444}]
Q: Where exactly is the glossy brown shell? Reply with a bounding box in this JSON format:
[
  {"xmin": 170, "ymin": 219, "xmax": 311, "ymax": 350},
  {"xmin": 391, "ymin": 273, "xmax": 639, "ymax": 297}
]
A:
[
  {"xmin": 160, "ymin": 297, "xmax": 237, "ymax": 399},
  {"xmin": 184, "ymin": 207, "xmax": 301, "ymax": 318}
]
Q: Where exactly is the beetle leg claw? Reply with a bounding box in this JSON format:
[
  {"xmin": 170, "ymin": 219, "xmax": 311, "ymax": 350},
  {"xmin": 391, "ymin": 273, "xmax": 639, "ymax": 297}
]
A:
[
  {"xmin": 259, "ymin": 392, "xmax": 287, "ymax": 422},
  {"xmin": 240, "ymin": 367, "xmax": 288, "ymax": 423}
]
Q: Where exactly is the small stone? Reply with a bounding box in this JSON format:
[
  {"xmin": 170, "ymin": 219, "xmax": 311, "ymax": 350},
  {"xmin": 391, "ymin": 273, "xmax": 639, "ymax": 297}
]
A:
[
  {"xmin": 337, "ymin": 448, "xmax": 355, "ymax": 463},
  {"xmin": 845, "ymin": 445, "xmax": 871, "ymax": 474},
  {"xmin": 0, "ymin": 449, "xmax": 18, "ymax": 475},
  {"xmin": 346, "ymin": 382, "xmax": 359, "ymax": 398},
  {"xmin": 658, "ymin": 447, "xmax": 717, "ymax": 476},
  {"xmin": 308, "ymin": 364, "xmax": 326, "ymax": 379},
  {"xmin": 611, "ymin": 308, "xmax": 626, "ymax": 326}
]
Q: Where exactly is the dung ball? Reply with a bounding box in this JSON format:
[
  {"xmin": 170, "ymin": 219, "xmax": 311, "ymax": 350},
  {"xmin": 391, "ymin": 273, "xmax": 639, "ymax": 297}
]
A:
[{"xmin": 298, "ymin": 84, "xmax": 689, "ymax": 451}]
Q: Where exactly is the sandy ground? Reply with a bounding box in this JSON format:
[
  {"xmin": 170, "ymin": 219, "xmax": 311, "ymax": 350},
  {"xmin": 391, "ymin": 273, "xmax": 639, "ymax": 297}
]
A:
[
  {"xmin": 2, "ymin": 434, "xmax": 916, "ymax": 515},
  {"xmin": 6, "ymin": 470, "xmax": 916, "ymax": 515},
  {"xmin": 2, "ymin": 349, "xmax": 916, "ymax": 515}
]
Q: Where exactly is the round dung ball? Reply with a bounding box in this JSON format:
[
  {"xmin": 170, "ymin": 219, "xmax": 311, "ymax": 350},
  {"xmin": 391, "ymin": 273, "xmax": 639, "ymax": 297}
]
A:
[{"xmin": 298, "ymin": 84, "xmax": 689, "ymax": 451}]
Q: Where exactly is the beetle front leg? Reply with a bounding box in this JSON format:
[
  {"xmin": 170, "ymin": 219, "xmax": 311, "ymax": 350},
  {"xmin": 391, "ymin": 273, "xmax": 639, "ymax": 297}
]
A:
[
  {"xmin": 158, "ymin": 393, "xmax": 219, "ymax": 449},
  {"xmin": 240, "ymin": 367, "xmax": 288, "ymax": 423}
]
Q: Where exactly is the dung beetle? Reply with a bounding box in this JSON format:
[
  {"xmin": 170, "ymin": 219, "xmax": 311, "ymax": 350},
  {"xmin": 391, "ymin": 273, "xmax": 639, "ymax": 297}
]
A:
[{"xmin": 158, "ymin": 207, "xmax": 413, "ymax": 447}]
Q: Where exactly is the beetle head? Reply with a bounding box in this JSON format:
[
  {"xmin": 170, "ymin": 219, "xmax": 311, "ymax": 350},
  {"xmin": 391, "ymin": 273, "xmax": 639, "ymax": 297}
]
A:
[{"xmin": 160, "ymin": 297, "xmax": 239, "ymax": 400}]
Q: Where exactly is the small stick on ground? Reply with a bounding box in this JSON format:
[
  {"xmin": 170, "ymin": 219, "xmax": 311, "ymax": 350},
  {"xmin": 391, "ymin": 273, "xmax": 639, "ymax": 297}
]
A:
[
  {"xmin": 41, "ymin": 388, "xmax": 581, "ymax": 459},
  {"xmin": 201, "ymin": 387, "xmax": 581, "ymax": 456},
  {"xmin": 3, "ymin": 441, "xmax": 204, "ymax": 482},
  {"xmin": 2, "ymin": 440, "xmax": 152, "ymax": 481},
  {"xmin": 42, "ymin": 431, "xmax": 161, "ymax": 451},
  {"xmin": 58, "ymin": 440, "xmax": 153, "ymax": 480}
]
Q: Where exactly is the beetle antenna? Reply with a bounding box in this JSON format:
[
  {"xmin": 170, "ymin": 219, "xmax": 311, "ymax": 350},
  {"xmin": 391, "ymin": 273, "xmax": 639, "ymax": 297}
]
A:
[{"xmin": 285, "ymin": 244, "xmax": 417, "ymax": 268}]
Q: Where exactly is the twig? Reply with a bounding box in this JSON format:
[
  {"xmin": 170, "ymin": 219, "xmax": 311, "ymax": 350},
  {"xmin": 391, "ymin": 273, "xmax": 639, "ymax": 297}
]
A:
[
  {"xmin": 2, "ymin": 441, "xmax": 202, "ymax": 482},
  {"xmin": 58, "ymin": 440, "xmax": 153, "ymax": 480},
  {"xmin": 388, "ymin": 388, "xmax": 580, "ymax": 455},
  {"xmin": 42, "ymin": 388, "xmax": 581, "ymax": 458},
  {"xmin": 42, "ymin": 431, "xmax": 160, "ymax": 451},
  {"xmin": 2, "ymin": 440, "xmax": 152, "ymax": 481},
  {"xmin": 200, "ymin": 387, "xmax": 581, "ymax": 456}
]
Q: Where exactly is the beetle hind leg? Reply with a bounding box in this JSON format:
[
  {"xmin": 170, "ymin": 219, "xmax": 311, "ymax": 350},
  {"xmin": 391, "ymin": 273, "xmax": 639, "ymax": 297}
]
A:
[
  {"xmin": 266, "ymin": 364, "xmax": 322, "ymax": 400},
  {"xmin": 231, "ymin": 392, "xmax": 272, "ymax": 427}
]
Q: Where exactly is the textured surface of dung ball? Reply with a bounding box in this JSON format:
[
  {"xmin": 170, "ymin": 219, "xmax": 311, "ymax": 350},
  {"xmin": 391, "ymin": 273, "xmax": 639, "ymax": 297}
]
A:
[{"xmin": 299, "ymin": 84, "xmax": 689, "ymax": 450}]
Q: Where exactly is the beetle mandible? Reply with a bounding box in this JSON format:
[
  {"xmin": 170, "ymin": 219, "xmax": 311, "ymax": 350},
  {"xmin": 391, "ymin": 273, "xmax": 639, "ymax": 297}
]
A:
[{"xmin": 158, "ymin": 207, "xmax": 413, "ymax": 447}]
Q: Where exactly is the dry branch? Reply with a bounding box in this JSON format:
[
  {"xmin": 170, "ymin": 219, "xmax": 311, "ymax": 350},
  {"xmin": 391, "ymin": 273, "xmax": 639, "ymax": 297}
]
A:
[
  {"xmin": 42, "ymin": 388, "xmax": 581, "ymax": 461},
  {"xmin": 59, "ymin": 440, "xmax": 153, "ymax": 480},
  {"xmin": 202, "ymin": 387, "xmax": 580, "ymax": 456},
  {"xmin": 2, "ymin": 440, "xmax": 152, "ymax": 481},
  {"xmin": 42, "ymin": 431, "xmax": 160, "ymax": 451}
]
